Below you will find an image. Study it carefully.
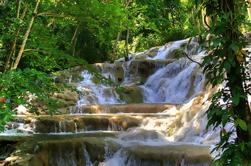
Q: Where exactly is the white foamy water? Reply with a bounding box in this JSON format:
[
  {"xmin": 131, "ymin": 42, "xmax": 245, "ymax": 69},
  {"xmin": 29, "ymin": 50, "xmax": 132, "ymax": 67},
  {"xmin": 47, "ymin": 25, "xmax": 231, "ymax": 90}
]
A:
[
  {"xmin": 83, "ymin": 145, "xmax": 93, "ymax": 166},
  {"xmin": 77, "ymin": 70, "xmax": 121, "ymax": 106},
  {"xmin": 3, "ymin": 37, "xmax": 228, "ymax": 165},
  {"xmin": 99, "ymin": 90, "xmax": 237, "ymax": 165},
  {"xmin": 77, "ymin": 39, "xmax": 205, "ymax": 105},
  {"xmin": 142, "ymin": 58, "xmax": 205, "ymax": 104},
  {"xmin": 102, "ymin": 92, "xmax": 217, "ymax": 145},
  {"xmin": 151, "ymin": 39, "xmax": 189, "ymax": 60},
  {"xmin": 56, "ymin": 38, "xmax": 220, "ymax": 147},
  {"xmin": 121, "ymin": 60, "xmax": 133, "ymax": 85}
]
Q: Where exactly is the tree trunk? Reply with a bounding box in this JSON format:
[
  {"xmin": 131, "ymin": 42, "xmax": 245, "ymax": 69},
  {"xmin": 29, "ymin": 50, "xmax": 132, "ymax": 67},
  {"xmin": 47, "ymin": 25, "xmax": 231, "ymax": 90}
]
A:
[
  {"xmin": 222, "ymin": 0, "xmax": 251, "ymax": 141},
  {"xmin": 71, "ymin": 24, "xmax": 80, "ymax": 56},
  {"xmin": 16, "ymin": 0, "xmax": 21, "ymax": 18},
  {"xmin": 247, "ymin": 0, "xmax": 251, "ymax": 20},
  {"xmin": 125, "ymin": 28, "xmax": 129, "ymax": 61},
  {"xmin": 227, "ymin": 63, "xmax": 251, "ymax": 141},
  {"xmin": 123, "ymin": 0, "xmax": 131, "ymax": 61},
  {"xmin": 4, "ymin": 2, "xmax": 27, "ymax": 70},
  {"xmin": 112, "ymin": 31, "xmax": 121, "ymax": 60},
  {"xmin": 11, "ymin": 0, "xmax": 41, "ymax": 70}
]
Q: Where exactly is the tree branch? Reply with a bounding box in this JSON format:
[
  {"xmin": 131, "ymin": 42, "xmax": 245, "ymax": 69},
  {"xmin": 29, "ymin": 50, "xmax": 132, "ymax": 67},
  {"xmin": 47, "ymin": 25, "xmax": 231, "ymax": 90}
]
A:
[{"xmin": 37, "ymin": 12, "xmax": 69, "ymax": 18}]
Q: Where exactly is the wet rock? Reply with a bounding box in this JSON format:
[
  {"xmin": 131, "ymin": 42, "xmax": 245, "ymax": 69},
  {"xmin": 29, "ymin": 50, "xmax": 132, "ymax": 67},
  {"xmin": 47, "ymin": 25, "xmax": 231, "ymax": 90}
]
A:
[
  {"xmin": 93, "ymin": 62, "xmax": 124, "ymax": 83},
  {"xmin": 85, "ymin": 141, "xmax": 105, "ymax": 163},
  {"xmin": 124, "ymin": 59, "xmax": 174, "ymax": 84},
  {"xmin": 168, "ymin": 48, "xmax": 186, "ymax": 59},
  {"xmin": 1, "ymin": 137, "xmax": 118, "ymax": 166},
  {"xmin": 19, "ymin": 141, "xmax": 88, "ymax": 166},
  {"xmin": 35, "ymin": 117, "xmax": 76, "ymax": 133},
  {"xmin": 34, "ymin": 118, "xmax": 59, "ymax": 133},
  {"xmin": 144, "ymin": 47, "xmax": 160, "ymax": 58},
  {"xmin": 56, "ymin": 99, "xmax": 77, "ymax": 108},
  {"xmin": 119, "ymin": 128, "xmax": 167, "ymax": 141},
  {"xmin": 93, "ymin": 59, "xmax": 174, "ymax": 86},
  {"xmin": 127, "ymin": 144, "xmax": 212, "ymax": 164},
  {"xmin": 78, "ymin": 103, "xmax": 176, "ymax": 114},
  {"xmin": 54, "ymin": 89, "xmax": 78, "ymax": 103},
  {"xmin": 78, "ymin": 117, "xmax": 109, "ymax": 131},
  {"xmin": 116, "ymin": 86, "xmax": 143, "ymax": 103},
  {"xmin": 185, "ymin": 41, "xmax": 200, "ymax": 55},
  {"xmin": 129, "ymin": 47, "xmax": 160, "ymax": 60},
  {"xmin": 53, "ymin": 89, "xmax": 79, "ymax": 112},
  {"xmin": 28, "ymin": 114, "xmax": 142, "ymax": 133},
  {"xmin": 108, "ymin": 117, "xmax": 141, "ymax": 131},
  {"xmin": 53, "ymin": 66, "xmax": 83, "ymax": 84},
  {"xmin": 74, "ymin": 116, "xmax": 141, "ymax": 131},
  {"xmin": 0, "ymin": 141, "xmax": 17, "ymax": 161}
]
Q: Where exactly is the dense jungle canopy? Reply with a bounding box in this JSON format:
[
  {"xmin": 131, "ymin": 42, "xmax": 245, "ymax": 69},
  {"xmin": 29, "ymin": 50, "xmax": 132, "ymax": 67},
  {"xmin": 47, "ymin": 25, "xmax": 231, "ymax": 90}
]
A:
[
  {"xmin": 0, "ymin": 0, "xmax": 210, "ymax": 118},
  {"xmin": 0, "ymin": 0, "xmax": 251, "ymax": 165}
]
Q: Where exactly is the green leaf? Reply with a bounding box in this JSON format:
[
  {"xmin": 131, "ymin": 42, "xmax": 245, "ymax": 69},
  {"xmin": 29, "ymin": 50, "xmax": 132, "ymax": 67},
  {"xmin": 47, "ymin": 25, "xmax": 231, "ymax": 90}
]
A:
[
  {"xmin": 229, "ymin": 43, "xmax": 239, "ymax": 52},
  {"xmin": 240, "ymin": 141, "xmax": 245, "ymax": 152},
  {"xmin": 236, "ymin": 119, "xmax": 247, "ymax": 131}
]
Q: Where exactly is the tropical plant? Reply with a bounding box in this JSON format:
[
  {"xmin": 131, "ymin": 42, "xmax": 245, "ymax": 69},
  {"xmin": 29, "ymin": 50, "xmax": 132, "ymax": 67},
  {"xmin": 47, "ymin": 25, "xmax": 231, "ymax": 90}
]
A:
[{"xmin": 198, "ymin": 0, "xmax": 251, "ymax": 164}]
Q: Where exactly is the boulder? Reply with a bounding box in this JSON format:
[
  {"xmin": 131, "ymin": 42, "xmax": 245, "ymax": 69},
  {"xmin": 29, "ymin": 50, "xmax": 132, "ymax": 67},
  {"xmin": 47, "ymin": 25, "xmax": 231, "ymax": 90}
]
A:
[
  {"xmin": 142, "ymin": 47, "xmax": 160, "ymax": 58},
  {"xmin": 54, "ymin": 89, "xmax": 78, "ymax": 102},
  {"xmin": 124, "ymin": 59, "xmax": 175, "ymax": 84},
  {"xmin": 93, "ymin": 62, "xmax": 124, "ymax": 83},
  {"xmin": 116, "ymin": 86, "xmax": 143, "ymax": 103},
  {"xmin": 54, "ymin": 89, "xmax": 79, "ymax": 110}
]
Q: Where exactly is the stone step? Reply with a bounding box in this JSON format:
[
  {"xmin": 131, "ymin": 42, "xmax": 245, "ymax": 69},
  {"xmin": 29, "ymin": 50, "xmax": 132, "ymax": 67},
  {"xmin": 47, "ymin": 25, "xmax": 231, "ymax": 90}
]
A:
[
  {"xmin": 1, "ymin": 135, "xmax": 211, "ymax": 166},
  {"xmin": 123, "ymin": 143, "xmax": 211, "ymax": 165},
  {"xmin": 0, "ymin": 135, "xmax": 119, "ymax": 166},
  {"xmin": 69, "ymin": 103, "xmax": 179, "ymax": 114},
  {"xmin": 36, "ymin": 115, "xmax": 141, "ymax": 133},
  {"xmin": 8, "ymin": 113, "xmax": 176, "ymax": 133},
  {"xmin": 0, "ymin": 131, "xmax": 119, "ymax": 141}
]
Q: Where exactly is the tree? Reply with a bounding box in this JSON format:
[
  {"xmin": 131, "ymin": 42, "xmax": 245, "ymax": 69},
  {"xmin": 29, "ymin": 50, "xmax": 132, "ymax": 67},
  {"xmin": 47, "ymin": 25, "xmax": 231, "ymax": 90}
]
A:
[
  {"xmin": 199, "ymin": 0, "xmax": 251, "ymax": 164},
  {"xmin": 247, "ymin": 0, "xmax": 251, "ymax": 20},
  {"xmin": 0, "ymin": 0, "xmax": 85, "ymax": 131},
  {"xmin": 12, "ymin": 0, "xmax": 41, "ymax": 70},
  {"xmin": 0, "ymin": 0, "xmax": 206, "ymax": 131}
]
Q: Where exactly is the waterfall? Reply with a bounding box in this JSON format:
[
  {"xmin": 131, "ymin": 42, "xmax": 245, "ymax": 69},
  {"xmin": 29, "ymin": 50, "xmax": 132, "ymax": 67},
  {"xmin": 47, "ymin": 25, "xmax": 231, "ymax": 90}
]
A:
[
  {"xmin": 83, "ymin": 145, "xmax": 93, "ymax": 166},
  {"xmin": 141, "ymin": 58, "xmax": 205, "ymax": 104},
  {"xmin": 2, "ymin": 37, "xmax": 224, "ymax": 165},
  {"xmin": 151, "ymin": 39, "xmax": 188, "ymax": 60},
  {"xmin": 76, "ymin": 43, "xmax": 205, "ymax": 105},
  {"xmin": 102, "ymin": 144, "xmax": 212, "ymax": 166},
  {"xmin": 77, "ymin": 70, "xmax": 121, "ymax": 106}
]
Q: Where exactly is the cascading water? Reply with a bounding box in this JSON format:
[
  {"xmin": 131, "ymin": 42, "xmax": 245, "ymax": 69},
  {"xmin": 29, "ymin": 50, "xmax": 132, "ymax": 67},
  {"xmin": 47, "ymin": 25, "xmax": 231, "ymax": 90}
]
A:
[
  {"xmin": 71, "ymin": 38, "xmax": 217, "ymax": 165},
  {"xmin": 83, "ymin": 145, "xmax": 93, "ymax": 166},
  {"xmin": 77, "ymin": 70, "xmax": 121, "ymax": 106},
  {"xmin": 151, "ymin": 39, "xmax": 189, "ymax": 60},
  {"xmin": 141, "ymin": 58, "xmax": 205, "ymax": 103},
  {"xmin": 1, "ymin": 37, "xmax": 221, "ymax": 166},
  {"xmin": 77, "ymin": 38, "xmax": 205, "ymax": 105}
]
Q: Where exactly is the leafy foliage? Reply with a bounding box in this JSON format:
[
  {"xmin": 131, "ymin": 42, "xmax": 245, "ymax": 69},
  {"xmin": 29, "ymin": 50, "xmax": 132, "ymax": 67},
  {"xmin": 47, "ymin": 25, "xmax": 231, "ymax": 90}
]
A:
[
  {"xmin": 199, "ymin": 0, "xmax": 251, "ymax": 164},
  {"xmin": 0, "ymin": 0, "xmax": 205, "ymax": 131},
  {"xmin": 0, "ymin": 69, "xmax": 61, "ymax": 131}
]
